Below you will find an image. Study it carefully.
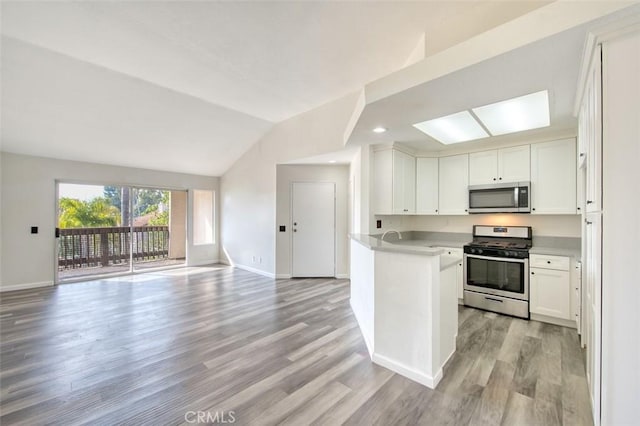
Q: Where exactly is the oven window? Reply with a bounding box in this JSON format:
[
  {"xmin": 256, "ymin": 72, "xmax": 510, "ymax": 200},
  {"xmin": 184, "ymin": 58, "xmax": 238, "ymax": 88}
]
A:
[
  {"xmin": 466, "ymin": 257, "xmax": 524, "ymax": 293},
  {"xmin": 470, "ymin": 188, "xmax": 516, "ymax": 209}
]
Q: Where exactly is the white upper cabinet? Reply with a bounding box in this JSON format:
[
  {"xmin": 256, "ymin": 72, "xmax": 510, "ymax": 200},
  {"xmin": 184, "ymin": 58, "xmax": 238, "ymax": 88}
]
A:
[
  {"xmin": 530, "ymin": 138, "xmax": 577, "ymax": 214},
  {"xmin": 374, "ymin": 149, "xmax": 415, "ymax": 215},
  {"xmin": 438, "ymin": 154, "xmax": 469, "ymax": 215},
  {"xmin": 416, "ymin": 158, "xmax": 438, "ymax": 215},
  {"xmin": 469, "ymin": 145, "xmax": 530, "ymax": 185},
  {"xmin": 498, "ymin": 145, "xmax": 531, "ymax": 183},
  {"xmin": 469, "ymin": 150, "xmax": 498, "ymax": 185}
]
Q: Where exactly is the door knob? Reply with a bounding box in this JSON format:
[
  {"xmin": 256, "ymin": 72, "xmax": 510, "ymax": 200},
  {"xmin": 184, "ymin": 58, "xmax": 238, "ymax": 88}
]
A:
[{"xmin": 293, "ymin": 229, "xmax": 297, "ymax": 232}]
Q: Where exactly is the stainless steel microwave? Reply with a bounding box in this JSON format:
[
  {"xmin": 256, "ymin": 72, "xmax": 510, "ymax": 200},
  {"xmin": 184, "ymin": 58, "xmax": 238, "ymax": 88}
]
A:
[{"xmin": 468, "ymin": 182, "xmax": 530, "ymax": 213}]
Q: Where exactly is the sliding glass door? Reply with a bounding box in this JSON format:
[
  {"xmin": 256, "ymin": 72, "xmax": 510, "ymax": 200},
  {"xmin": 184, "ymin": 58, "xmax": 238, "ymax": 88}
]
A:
[
  {"xmin": 56, "ymin": 183, "xmax": 186, "ymax": 282},
  {"xmin": 132, "ymin": 188, "xmax": 186, "ymax": 271}
]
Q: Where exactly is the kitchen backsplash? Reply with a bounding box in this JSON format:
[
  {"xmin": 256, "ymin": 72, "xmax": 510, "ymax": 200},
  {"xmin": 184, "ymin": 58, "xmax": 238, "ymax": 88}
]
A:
[{"xmin": 409, "ymin": 214, "xmax": 581, "ymax": 238}]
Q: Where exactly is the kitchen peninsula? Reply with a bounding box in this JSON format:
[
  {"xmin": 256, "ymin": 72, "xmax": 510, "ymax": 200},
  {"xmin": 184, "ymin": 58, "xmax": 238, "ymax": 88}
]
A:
[{"xmin": 349, "ymin": 234, "xmax": 461, "ymax": 388}]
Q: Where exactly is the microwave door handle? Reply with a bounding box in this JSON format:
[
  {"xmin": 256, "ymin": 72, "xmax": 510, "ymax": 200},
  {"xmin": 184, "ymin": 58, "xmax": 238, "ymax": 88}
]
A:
[{"xmin": 514, "ymin": 187, "xmax": 518, "ymax": 208}]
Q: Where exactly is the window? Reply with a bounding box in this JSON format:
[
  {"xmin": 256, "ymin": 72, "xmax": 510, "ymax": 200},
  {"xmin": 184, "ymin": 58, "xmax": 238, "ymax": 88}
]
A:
[{"xmin": 193, "ymin": 190, "xmax": 214, "ymax": 245}]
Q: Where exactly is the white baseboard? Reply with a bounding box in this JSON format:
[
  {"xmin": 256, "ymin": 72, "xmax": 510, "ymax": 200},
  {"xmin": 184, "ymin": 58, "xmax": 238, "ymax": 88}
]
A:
[
  {"xmin": 187, "ymin": 259, "xmax": 221, "ymax": 267},
  {"xmin": 234, "ymin": 264, "xmax": 275, "ymax": 279},
  {"xmin": 1, "ymin": 280, "xmax": 54, "ymax": 293},
  {"xmin": 371, "ymin": 352, "xmax": 442, "ymax": 389},
  {"xmin": 275, "ymin": 274, "xmax": 292, "ymax": 279},
  {"xmin": 335, "ymin": 274, "xmax": 350, "ymax": 279}
]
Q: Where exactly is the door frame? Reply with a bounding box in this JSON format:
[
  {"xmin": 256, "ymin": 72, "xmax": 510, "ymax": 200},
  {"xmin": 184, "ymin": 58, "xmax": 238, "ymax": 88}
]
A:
[{"xmin": 289, "ymin": 181, "xmax": 337, "ymax": 278}]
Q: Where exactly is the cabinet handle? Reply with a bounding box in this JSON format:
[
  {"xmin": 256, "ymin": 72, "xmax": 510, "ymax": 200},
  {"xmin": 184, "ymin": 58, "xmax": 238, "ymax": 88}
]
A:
[
  {"xmin": 586, "ymin": 221, "xmax": 593, "ymax": 225},
  {"xmin": 577, "ymin": 207, "xmax": 581, "ymax": 211},
  {"xmin": 580, "ymin": 153, "xmax": 585, "ymax": 157},
  {"xmin": 493, "ymin": 178, "xmax": 496, "ymax": 181},
  {"xmin": 531, "ymin": 271, "xmax": 535, "ymax": 275},
  {"xmin": 435, "ymin": 209, "xmax": 438, "ymax": 213},
  {"xmin": 587, "ymin": 200, "xmax": 593, "ymax": 204},
  {"xmin": 499, "ymin": 177, "xmax": 502, "ymax": 180},
  {"xmin": 464, "ymin": 209, "xmax": 468, "ymax": 212},
  {"xmin": 532, "ymin": 208, "xmax": 536, "ymax": 211}
]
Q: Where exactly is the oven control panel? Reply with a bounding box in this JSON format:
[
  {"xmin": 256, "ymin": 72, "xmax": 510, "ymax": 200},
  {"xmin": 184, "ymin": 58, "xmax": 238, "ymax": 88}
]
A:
[{"xmin": 464, "ymin": 246, "xmax": 529, "ymax": 259}]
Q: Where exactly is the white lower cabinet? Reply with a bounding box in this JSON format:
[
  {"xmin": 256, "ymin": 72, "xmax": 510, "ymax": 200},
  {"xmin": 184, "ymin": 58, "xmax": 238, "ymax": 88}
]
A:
[
  {"xmin": 438, "ymin": 247, "xmax": 464, "ymax": 300},
  {"xmin": 529, "ymin": 254, "xmax": 571, "ymax": 320}
]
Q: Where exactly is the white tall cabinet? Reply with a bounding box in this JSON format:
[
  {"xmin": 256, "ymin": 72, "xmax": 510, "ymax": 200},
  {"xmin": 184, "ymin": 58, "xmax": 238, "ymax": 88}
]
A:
[{"xmin": 577, "ymin": 26, "xmax": 640, "ymax": 426}]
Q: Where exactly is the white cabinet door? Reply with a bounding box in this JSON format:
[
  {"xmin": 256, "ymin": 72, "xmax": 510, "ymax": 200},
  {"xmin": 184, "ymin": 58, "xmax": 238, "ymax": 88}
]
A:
[
  {"xmin": 373, "ymin": 149, "xmax": 415, "ymax": 215},
  {"xmin": 456, "ymin": 261, "xmax": 463, "ymax": 300},
  {"xmin": 392, "ymin": 150, "xmax": 406, "ymax": 214},
  {"xmin": 416, "ymin": 158, "xmax": 438, "ymax": 214},
  {"xmin": 402, "ymin": 152, "xmax": 416, "ymax": 214},
  {"xmin": 373, "ymin": 150, "xmax": 392, "ymax": 214},
  {"xmin": 530, "ymin": 138, "xmax": 577, "ymax": 214},
  {"xmin": 530, "ymin": 267, "xmax": 571, "ymax": 319},
  {"xmin": 498, "ymin": 145, "xmax": 530, "ymax": 183},
  {"xmin": 469, "ymin": 150, "xmax": 498, "ymax": 185},
  {"xmin": 585, "ymin": 45, "xmax": 602, "ymax": 213},
  {"xmin": 438, "ymin": 154, "xmax": 469, "ymax": 215}
]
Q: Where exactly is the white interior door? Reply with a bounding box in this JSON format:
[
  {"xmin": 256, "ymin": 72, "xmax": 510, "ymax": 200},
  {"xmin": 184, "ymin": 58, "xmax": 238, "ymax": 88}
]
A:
[{"xmin": 292, "ymin": 182, "xmax": 335, "ymax": 277}]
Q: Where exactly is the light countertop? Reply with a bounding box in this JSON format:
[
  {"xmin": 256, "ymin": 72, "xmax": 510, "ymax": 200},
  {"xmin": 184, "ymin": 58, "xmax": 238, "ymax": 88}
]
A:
[
  {"xmin": 530, "ymin": 246, "xmax": 581, "ymax": 260},
  {"xmin": 350, "ymin": 234, "xmax": 464, "ymax": 269}
]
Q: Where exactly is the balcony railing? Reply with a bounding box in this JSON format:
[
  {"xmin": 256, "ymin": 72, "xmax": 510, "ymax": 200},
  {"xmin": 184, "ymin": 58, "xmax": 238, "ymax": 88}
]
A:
[{"xmin": 58, "ymin": 226, "xmax": 170, "ymax": 270}]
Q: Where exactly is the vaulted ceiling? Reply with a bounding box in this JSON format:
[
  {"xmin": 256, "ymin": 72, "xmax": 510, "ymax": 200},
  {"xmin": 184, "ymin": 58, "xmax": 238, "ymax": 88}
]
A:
[{"xmin": 0, "ymin": 1, "xmax": 549, "ymax": 176}]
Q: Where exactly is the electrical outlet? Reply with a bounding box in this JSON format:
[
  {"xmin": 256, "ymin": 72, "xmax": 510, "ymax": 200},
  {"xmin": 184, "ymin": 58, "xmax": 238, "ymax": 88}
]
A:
[
  {"xmin": 259, "ymin": 257, "xmax": 262, "ymax": 264},
  {"xmin": 252, "ymin": 256, "xmax": 256, "ymax": 263},
  {"xmin": 376, "ymin": 220, "xmax": 382, "ymax": 229}
]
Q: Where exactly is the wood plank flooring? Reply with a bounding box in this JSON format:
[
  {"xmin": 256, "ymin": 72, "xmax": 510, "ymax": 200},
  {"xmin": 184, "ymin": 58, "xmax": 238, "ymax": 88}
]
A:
[{"xmin": 0, "ymin": 265, "xmax": 593, "ymax": 425}]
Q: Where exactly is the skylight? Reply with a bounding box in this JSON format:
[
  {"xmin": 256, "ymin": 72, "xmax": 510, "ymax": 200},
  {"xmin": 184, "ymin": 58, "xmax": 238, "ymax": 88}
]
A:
[
  {"xmin": 412, "ymin": 90, "xmax": 550, "ymax": 144},
  {"xmin": 412, "ymin": 111, "xmax": 489, "ymax": 145},
  {"xmin": 472, "ymin": 90, "xmax": 550, "ymax": 136}
]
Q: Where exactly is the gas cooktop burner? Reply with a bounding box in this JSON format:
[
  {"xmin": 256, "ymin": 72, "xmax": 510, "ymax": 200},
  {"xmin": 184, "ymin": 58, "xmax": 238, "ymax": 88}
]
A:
[{"xmin": 468, "ymin": 240, "xmax": 530, "ymax": 250}]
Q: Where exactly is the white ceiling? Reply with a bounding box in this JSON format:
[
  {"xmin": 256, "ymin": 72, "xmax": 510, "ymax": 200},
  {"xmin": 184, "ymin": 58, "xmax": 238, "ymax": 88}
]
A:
[
  {"xmin": 346, "ymin": 3, "xmax": 640, "ymax": 154},
  {"xmin": 0, "ymin": 1, "xmax": 550, "ymax": 175},
  {"xmin": 346, "ymin": 23, "xmax": 588, "ymax": 153}
]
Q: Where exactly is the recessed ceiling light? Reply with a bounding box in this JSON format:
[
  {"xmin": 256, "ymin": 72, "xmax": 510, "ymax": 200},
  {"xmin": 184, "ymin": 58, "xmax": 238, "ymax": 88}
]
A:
[
  {"xmin": 372, "ymin": 127, "xmax": 387, "ymax": 133},
  {"xmin": 328, "ymin": 160, "xmax": 337, "ymax": 163},
  {"xmin": 413, "ymin": 111, "xmax": 489, "ymax": 144},
  {"xmin": 472, "ymin": 90, "xmax": 550, "ymax": 136}
]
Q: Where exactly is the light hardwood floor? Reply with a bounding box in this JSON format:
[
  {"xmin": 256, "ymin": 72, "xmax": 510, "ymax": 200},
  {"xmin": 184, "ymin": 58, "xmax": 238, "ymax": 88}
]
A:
[{"xmin": 0, "ymin": 265, "xmax": 593, "ymax": 425}]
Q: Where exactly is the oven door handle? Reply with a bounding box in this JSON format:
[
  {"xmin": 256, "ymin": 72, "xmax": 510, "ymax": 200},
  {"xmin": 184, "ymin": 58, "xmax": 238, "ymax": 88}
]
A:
[{"xmin": 464, "ymin": 254, "xmax": 527, "ymax": 264}]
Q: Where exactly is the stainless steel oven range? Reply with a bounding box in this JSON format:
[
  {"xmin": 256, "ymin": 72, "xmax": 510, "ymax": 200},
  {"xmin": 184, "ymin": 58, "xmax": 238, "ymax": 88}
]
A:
[{"xmin": 463, "ymin": 225, "xmax": 532, "ymax": 319}]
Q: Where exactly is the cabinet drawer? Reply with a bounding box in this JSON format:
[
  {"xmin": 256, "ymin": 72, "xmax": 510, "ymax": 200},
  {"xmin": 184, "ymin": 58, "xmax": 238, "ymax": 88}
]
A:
[
  {"xmin": 439, "ymin": 247, "xmax": 463, "ymax": 257},
  {"xmin": 530, "ymin": 254, "xmax": 570, "ymax": 271}
]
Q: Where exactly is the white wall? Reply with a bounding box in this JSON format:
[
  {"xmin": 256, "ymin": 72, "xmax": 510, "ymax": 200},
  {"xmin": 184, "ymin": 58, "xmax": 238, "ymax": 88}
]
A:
[
  {"xmin": 220, "ymin": 92, "xmax": 361, "ymax": 276},
  {"xmin": 275, "ymin": 165, "xmax": 349, "ymax": 278},
  {"xmin": 0, "ymin": 153, "xmax": 219, "ymax": 291},
  {"xmin": 350, "ymin": 240, "xmax": 375, "ymax": 355},
  {"xmin": 601, "ymin": 30, "xmax": 640, "ymax": 425}
]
